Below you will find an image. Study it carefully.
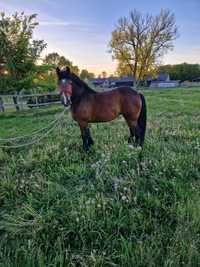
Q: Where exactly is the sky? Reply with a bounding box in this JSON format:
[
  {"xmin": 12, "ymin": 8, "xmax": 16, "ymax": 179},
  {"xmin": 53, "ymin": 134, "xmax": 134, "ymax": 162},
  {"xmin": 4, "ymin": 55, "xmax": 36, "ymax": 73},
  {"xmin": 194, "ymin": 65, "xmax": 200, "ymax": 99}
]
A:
[{"xmin": 0, "ymin": 0, "xmax": 200, "ymax": 75}]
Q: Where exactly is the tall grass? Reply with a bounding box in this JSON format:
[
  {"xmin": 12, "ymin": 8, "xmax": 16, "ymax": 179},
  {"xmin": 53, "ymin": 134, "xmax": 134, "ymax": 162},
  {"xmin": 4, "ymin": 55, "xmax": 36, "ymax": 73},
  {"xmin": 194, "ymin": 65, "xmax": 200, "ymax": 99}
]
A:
[{"xmin": 0, "ymin": 88, "xmax": 200, "ymax": 266}]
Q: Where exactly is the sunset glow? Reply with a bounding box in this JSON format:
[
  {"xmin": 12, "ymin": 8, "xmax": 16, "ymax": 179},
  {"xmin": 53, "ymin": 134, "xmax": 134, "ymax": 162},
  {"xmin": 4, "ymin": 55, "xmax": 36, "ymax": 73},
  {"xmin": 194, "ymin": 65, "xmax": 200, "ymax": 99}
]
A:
[{"xmin": 1, "ymin": 0, "xmax": 200, "ymax": 76}]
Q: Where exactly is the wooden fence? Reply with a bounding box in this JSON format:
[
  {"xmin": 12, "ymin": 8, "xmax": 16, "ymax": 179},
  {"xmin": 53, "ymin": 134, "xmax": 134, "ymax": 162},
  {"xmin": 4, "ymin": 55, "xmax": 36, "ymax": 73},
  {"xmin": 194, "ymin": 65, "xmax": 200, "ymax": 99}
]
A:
[{"xmin": 0, "ymin": 92, "xmax": 61, "ymax": 112}]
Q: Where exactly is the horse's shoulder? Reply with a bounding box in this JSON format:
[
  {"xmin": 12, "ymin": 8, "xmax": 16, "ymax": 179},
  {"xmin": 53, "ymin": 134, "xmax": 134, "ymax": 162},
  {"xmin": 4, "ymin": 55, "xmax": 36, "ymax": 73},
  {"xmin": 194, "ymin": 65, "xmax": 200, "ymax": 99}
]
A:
[{"xmin": 95, "ymin": 90, "xmax": 115, "ymax": 96}]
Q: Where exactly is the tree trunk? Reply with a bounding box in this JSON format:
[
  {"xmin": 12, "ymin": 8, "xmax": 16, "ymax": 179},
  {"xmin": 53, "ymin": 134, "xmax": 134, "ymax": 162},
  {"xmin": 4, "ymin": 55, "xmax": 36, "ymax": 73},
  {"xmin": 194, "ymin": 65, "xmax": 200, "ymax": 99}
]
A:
[
  {"xmin": 133, "ymin": 79, "xmax": 137, "ymax": 88},
  {"xmin": 134, "ymin": 77, "xmax": 140, "ymax": 89}
]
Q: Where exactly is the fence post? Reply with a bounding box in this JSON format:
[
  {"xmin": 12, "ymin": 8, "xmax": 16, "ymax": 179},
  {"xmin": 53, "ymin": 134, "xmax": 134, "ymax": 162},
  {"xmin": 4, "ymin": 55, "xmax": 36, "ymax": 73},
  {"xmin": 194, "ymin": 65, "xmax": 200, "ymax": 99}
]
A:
[
  {"xmin": 36, "ymin": 95, "xmax": 39, "ymax": 108},
  {"xmin": 19, "ymin": 90, "xmax": 24, "ymax": 110},
  {"xmin": 13, "ymin": 93, "xmax": 20, "ymax": 111},
  {"xmin": 0, "ymin": 97, "xmax": 5, "ymax": 112}
]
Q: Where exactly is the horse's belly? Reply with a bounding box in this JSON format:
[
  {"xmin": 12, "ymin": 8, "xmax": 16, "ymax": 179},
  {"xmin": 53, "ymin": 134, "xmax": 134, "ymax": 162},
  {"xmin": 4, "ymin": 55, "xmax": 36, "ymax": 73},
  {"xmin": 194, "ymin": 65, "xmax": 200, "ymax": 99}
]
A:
[
  {"xmin": 71, "ymin": 96, "xmax": 121, "ymax": 123},
  {"xmin": 90, "ymin": 106, "xmax": 120, "ymax": 122}
]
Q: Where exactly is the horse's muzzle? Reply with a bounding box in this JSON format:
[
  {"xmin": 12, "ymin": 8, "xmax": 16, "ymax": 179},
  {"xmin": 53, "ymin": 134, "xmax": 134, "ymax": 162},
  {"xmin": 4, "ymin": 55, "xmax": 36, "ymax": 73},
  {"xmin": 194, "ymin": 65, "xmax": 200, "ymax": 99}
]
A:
[{"xmin": 61, "ymin": 93, "xmax": 71, "ymax": 107}]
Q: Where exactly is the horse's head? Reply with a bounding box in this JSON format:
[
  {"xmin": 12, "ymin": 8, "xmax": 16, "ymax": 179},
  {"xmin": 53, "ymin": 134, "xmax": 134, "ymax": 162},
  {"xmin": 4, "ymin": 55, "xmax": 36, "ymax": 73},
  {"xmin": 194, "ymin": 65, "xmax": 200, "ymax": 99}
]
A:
[{"xmin": 56, "ymin": 66, "xmax": 73, "ymax": 106}]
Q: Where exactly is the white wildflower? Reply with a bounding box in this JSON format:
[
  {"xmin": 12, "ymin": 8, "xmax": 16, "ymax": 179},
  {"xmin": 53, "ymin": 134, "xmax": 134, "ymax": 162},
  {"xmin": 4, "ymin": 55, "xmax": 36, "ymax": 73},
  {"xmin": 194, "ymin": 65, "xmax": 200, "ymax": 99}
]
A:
[
  {"xmin": 114, "ymin": 182, "xmax": 119, "ymax": 190},
  {"xmin": 121, "ymin": 195, "xmax": 127, "ymax": 201}
]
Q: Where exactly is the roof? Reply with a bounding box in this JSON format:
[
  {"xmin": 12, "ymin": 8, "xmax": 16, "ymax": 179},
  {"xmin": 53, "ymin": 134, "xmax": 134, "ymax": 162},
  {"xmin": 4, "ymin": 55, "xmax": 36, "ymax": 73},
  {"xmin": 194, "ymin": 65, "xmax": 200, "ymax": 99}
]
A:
[
  {"xmin": 192, "ymin": 77, "xmax": 200, "ymax": 82},
  {"xmin": 90, "ymin": 76, "xmax": 135, "ymax": 84},
  {"xmin": 117, "ymin": 76, "xmax": 135, "ymax": 82}
]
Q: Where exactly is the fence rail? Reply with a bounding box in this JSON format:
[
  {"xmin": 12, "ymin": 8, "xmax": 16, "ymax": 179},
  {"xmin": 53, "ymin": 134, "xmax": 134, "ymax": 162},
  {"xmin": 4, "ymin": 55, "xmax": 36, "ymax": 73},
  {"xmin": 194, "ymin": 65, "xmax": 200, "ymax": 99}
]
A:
[
  {"xmin": 0, "ymin": 92, "xmax": 61, "ymax": 112},
  {"xmin": 0, "ymin": 92, "xmax": 59, "ymax": 97}
]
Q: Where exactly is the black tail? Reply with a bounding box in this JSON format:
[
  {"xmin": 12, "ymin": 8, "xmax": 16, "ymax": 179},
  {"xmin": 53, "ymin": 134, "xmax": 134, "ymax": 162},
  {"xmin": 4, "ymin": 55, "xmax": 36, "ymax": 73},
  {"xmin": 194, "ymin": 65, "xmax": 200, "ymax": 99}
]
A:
[{"xmin": 138, "ymin": 93, "xmax": 147, "ymax": 145}]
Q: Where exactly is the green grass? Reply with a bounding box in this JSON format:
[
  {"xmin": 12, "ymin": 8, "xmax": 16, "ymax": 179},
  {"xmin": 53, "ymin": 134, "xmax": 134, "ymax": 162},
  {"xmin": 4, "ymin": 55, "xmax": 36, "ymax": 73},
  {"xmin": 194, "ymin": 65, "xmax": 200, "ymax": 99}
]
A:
[{"xmin": 0, "ymin": 87, "xmax": 200, "ymax": 267}]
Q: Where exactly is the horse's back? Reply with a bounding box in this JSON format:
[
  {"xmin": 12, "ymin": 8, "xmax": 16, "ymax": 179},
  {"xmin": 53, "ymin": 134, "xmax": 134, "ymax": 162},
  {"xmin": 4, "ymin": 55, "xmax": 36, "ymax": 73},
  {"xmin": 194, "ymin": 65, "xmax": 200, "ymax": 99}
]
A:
[
  {"xmin": 93, "ymin": 86, "xmax": 141, "ymax": 113},
  {"xmin": 117, "ymin": 86, "xmax": 138, "ymax": 95},
  {"xmin": 96, "ymin": 86, "xmax": 138, "ymax": 96}
]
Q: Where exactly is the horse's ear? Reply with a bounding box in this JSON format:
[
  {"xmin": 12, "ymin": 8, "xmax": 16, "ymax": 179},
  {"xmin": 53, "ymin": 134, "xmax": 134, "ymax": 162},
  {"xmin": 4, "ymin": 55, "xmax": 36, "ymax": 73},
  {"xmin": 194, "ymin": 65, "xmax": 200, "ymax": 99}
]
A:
[
  {"xmin": 66, "ymin": 66, "xmax": 71, "ymax": 73},
  {"xmin": 56, "ymin": 67, "xmax": 60, "ymax": 76}
]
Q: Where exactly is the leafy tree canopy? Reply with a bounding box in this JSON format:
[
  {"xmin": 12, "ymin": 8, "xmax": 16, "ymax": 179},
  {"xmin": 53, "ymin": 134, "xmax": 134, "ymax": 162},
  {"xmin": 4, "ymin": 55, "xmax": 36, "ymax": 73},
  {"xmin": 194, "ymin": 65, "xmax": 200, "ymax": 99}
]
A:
[
  {"xmin": 109, "ymin": 9, "xmax": 178, "ymax": 86},
  {"xmin": 158, "ymin": 63, "xmax": 200, "ymax": 81},
  {"xmin": 0, "ymin": 12, "xmax": 47, "ymax": 93},
  {"xmin": 80, "ymin": 69, "xmax": 95, "ymax": 80},
  {"xmin": 43, "ymin": 52, "xmax": 80, "ymax": 76}
]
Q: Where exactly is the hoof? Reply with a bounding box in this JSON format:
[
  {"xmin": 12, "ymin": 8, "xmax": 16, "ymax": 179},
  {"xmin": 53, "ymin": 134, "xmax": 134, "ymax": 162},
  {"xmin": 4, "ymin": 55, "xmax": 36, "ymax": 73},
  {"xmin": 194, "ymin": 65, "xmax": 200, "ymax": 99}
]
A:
[{"xmin": 83, "ymin": 148, "xmax": 89, "ymax": 153}]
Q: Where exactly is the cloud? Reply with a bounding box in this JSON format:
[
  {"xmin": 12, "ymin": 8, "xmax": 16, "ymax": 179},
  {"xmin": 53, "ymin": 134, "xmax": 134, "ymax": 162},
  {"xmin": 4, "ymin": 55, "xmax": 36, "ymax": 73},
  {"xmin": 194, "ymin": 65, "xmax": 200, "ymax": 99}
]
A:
[
  {"xmin": 39, "ymin": 21, "xmax": 73, "ymax": 26},
  {"xmin": 39, "ymin": 21, "xmax": 94, "ymax": 28},
  {"xmin": 38, "ymin": 20, "xmax": 95, "ymax": 32}
]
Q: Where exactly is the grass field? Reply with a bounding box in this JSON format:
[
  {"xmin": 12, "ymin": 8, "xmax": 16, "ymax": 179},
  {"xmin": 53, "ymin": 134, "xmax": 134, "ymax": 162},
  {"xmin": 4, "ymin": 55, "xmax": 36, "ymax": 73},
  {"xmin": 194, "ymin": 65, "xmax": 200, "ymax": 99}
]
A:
[{"xmin": 0, "ymin": 88, "xmax": 200, "ymax": 267}]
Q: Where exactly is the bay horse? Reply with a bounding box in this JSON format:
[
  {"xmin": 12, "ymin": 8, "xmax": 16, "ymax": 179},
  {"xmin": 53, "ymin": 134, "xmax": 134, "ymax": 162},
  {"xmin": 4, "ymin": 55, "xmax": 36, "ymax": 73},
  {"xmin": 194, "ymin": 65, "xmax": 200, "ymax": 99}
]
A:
[{"xmin": 57, "ymin": 66, "xmax": 147, "ymax": 151}]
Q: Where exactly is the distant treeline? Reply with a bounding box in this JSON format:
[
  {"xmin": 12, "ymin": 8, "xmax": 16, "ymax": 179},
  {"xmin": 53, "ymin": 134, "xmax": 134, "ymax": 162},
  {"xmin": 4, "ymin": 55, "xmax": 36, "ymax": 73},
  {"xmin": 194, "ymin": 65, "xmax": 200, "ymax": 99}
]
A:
[{"xmin": 158, "ymin": 63, "xmax": 200, "ymax": 81}]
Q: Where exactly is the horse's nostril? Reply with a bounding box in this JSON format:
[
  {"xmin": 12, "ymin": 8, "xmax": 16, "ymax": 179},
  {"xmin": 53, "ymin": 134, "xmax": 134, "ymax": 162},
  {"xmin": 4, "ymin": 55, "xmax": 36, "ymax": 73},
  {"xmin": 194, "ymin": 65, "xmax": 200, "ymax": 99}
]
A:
[{"xmin": 61, "ymin": 96, "xmax": 70, "ymax": 107}]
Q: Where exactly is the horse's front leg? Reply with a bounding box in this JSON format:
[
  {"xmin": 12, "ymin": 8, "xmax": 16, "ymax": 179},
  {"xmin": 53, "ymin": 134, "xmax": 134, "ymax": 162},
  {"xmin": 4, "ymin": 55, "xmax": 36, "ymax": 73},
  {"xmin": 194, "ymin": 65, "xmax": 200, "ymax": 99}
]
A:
[
  {"xmin": 79, "ymin": 122, "xmax": 93, "ymax": 151},
  {"xmin": 86, "ymin": 128, "xmax": 94, "ymax": 146}
]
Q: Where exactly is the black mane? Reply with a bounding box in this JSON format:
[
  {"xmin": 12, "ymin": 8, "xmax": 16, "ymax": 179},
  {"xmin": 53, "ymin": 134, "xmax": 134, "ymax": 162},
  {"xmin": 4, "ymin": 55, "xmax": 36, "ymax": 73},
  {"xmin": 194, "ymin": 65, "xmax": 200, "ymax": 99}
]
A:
[{"xmin": 71, "ymin": 73, "xmax": 96, "ymax": 94}]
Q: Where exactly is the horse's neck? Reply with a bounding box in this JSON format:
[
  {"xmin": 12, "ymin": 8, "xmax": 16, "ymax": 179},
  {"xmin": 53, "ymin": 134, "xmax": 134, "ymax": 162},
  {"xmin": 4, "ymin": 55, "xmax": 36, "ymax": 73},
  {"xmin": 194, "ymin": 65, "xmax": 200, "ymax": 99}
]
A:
[
  {"xmin": 86, "ymin": 86, "xmax": 96, "ymax": 94},
  {"xmin": 78, "ymin": 83, "xmax": 96, "ymax": 94},
  {"xmin": 72, "ymin": 84, "xmax": 96, "ymax": 109},
  {"xmin": 71, "ymin": 85, "xmax": 85, "ymax": 103},
  {"xmin": 72, "ymin": 73, "xmax": 96, "ymax": 94}
]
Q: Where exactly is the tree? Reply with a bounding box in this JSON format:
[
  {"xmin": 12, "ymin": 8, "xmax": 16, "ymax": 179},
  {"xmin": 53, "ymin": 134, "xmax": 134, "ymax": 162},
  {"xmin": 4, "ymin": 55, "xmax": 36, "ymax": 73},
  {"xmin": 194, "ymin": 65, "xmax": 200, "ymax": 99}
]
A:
[
  {"xmin": 43, "ymin": 53, "xmax": 80, "ymax": 75},
  {"xmin": 80, "ymin": 69, "xmax": 95, "ymax": 80},
  {"xmin": 0, "ymin": 12, "xmax": 47, "ymax": 109},
  {"xmin": 101, "ymin": 71, "xmax": 107, "ymax": 78},
  {"xmin": 109, "ymin": 9, "xmax": 178, "ymax": 86},
  {"xmin": 43, "ymin": 52, "xmax": 61, "ymax": 66},
  {"xmin": 42, "ymin": 53, "xmax": 80, "ymax": 91},
  {"xmin": 115, "ymin": 61, "xmax": 133, "ymax": 77},
  {"xmin": 71, "ymin": 65, "xmax": 80, "ymax": 76}
]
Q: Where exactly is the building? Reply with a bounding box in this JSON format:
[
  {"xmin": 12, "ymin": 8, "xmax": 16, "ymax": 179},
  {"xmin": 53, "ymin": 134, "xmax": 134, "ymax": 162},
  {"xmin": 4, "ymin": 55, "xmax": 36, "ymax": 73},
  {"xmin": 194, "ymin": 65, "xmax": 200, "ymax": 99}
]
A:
[
  {"xmin": 90, "ymin": 76, "xmax": 135, "ymax": 88},
  {"xmin": 192, "ymin": 77, "xmax": 200, "ymax": 82},
  {"xmin": 150, "ymin": 73, "xmax": 179, "ymax": 88}
]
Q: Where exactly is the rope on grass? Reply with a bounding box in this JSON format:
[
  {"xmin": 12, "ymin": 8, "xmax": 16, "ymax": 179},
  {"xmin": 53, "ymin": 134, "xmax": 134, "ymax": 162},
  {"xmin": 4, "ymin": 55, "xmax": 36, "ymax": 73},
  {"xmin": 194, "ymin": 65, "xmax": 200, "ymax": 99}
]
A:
[
  {"xmin": 0, "ymin": 108, "xmax": 69, "ymax": 149},
  {"xmin": 0, "ymin": 111, "xmax": 64, "ymax": 142}
]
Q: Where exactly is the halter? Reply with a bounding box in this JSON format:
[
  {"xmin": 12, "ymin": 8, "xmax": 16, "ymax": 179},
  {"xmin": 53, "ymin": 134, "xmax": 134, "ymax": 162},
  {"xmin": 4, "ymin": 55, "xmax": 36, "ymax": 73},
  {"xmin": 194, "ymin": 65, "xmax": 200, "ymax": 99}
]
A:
[{"xmin": 59, "ymin": 79, "xmax": 73, "ymax": 106}]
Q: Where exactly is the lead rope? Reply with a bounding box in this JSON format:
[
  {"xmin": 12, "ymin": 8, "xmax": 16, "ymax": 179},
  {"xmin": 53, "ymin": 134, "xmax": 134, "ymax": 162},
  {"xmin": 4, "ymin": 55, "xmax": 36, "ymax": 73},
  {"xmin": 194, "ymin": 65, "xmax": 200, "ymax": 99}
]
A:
[{"xmin": 0, "ymin": 108, "xmax": 69, "ymax": 149}]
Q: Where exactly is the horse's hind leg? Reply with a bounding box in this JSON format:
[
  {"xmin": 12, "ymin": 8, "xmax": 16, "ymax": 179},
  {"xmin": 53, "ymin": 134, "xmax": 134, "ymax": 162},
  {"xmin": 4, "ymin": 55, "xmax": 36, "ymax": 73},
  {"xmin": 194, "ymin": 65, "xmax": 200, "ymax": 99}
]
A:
[
  {"xmin": 128, "ymin": 126, "xmax": 140, "ymax": 145},
  {"xmin": 128, "ymin": 127, "xmax": 136, "ymax": 144},
  {"xmin": 124, "ymin": 118, "xmax": 141, "ymax": 146},
  {"xmin": 129, "ymin": 125, "xmax": 143, "ymax": 146},
  {"xmin": 133, "ymin": 126, "xmax": 142, "ymax": 146}
]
